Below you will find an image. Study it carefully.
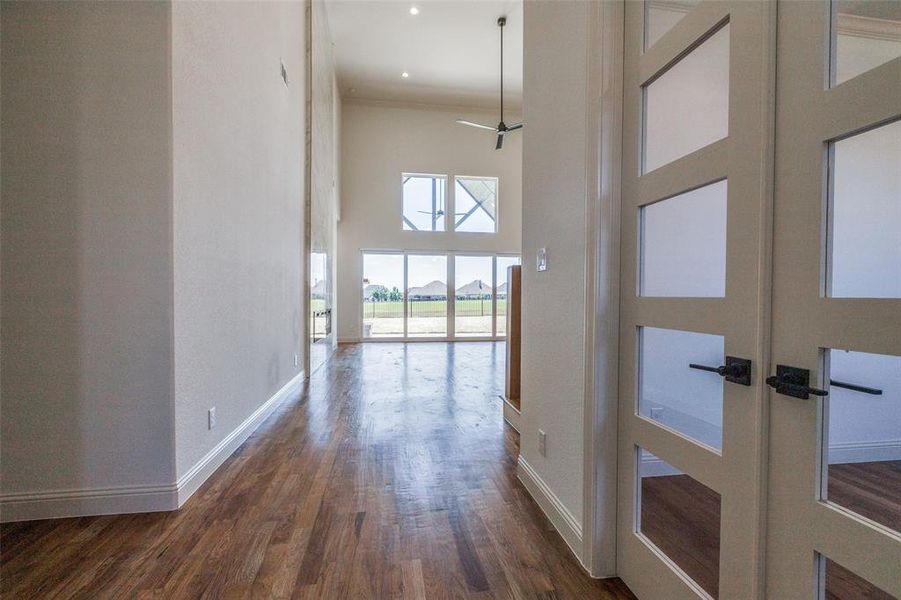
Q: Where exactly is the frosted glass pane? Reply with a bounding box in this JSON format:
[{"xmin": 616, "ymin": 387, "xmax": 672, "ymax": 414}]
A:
[
  {"xmin": 643, "ymin": 24, "xmax": 729, "ymax": 173},
  {"xmin": 825, "ymin": 349, "xmax": 900, "ymax": 534},
  {"xmin": 639, "ymin": 327, "xmax": 724, "ymax": 450},
  {"xmin": 645, "ymin": 0, "xmax": 700, "ymax": 50},
  {"xmin": 641, "ymin": 180, "xmax": 727, "ymax": 297},
  {"xmin": 832, "ymin": 1, "xmax": 901, "ymax": 86},
  {"xmin": 829, "ymin": 120, "xmax": 901, "ymax": 298},
  {"xmin": 638, "ymin": 447, "xmax": 721, "ymax": 598}
]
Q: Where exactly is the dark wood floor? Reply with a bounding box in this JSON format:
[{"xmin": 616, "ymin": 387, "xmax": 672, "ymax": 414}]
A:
[
  {"xmin": 640, "ymin": 474, "xmax": 721, "ymax": 598},
  {"xmin": 1, "ymin": 342, "xmax": 635, "ymax": 599},
  {"xmin": 640, "ymin": 461, "xmax": 901, "ymax": 599}
]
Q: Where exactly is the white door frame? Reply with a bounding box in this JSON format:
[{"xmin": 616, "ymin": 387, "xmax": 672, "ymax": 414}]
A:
[{"xmin": 581, "ymin": 0, "xmax": 624, "ymax": 578}]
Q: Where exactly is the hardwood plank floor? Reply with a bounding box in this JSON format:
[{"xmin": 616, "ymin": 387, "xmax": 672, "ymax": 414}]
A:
[
  {"xmin": 640, "ymin": 461, "xmax": 901, "ymax": 599},
  {"xmin": 640, "ymin": 474, "xmax": 721, "ymax": 598},
  {"xmin": 1, "ymin": 342, "xmax": 635, "ymax": 599}
]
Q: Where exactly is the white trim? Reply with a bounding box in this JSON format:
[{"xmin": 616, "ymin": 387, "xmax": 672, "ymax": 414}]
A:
[
  {"xmin": 175, "ymin": 371, "xmax": 305, "ymax": 506},
  {"xmin": 1, "ymin": 372, "xmax": 305, "ymax": 523},
  {"xmin": 502, "ymin": 396, "xmax": 521, "ymax": 432},
  {"xmin": 837, "ymin": 13, "xmax": 901, "ymax": 42},
  {"xmin": 0, "ymin": 484, "xmax": 178, "ymax": 523},
  {"xmin": 342, "ymin": 95, "xmax": 524, "ymax": 117},
  {"xmin": 517, "ymin": 456, "xmax": 584, "ymax": 562},
  {"xmin": 582, "ymin": 0, "xmax": 623, "ymax": 579},
  {"xmin": 828, "ymin": 440, "xmax": 901, "ymax": 464}
]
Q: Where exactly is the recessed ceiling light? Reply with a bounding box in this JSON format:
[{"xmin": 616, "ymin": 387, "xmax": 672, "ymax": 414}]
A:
[
  {"xmin": 409, "ymin": 6, "xmax": 419, "ymax": 15},
  {"xmin": 401, "ymin": 72, "xmax": 410, "ymax": 78}
]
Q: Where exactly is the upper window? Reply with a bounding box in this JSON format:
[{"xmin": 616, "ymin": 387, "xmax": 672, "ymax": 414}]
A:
[
  {"xmin": 402, "ymin": 174, "xmax": 446, "ymax": 231},
  {"xmin": 454, "ymin": 176, "xmax": 498, "ymax": 233}
]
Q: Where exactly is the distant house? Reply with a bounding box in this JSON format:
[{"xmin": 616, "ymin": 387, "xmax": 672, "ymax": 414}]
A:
[
  {"xmin": 363, "ymin": 284, "xmax": 388, "ymax": 301},
  {"xmin": 407, "ymin": 280, "xmax": 447, "ymax": 300},
  {"xmin": 455, "ymin": 279, "xmax": 491, "ymax": 299},
  {"xmin": 495, "ymin": 282, "xmax": 508, "ymax": 298}
]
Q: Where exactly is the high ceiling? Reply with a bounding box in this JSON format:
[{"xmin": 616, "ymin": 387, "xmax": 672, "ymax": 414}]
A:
[{"xmin": 325, "ymin": 0, "xmax": 523, "ymax": 110}]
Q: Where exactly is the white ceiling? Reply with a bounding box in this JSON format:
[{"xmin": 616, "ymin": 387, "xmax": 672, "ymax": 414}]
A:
[{"xmin": 324, "ymin": 0, "xmax": 523, "ymax": 110}]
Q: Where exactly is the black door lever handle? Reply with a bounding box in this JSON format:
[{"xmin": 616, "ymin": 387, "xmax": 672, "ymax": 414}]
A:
[
  {"xmin": 766, "ymin": 375, "xmax": 828, "ymax": 397},
  {"xmin": 689, "ymin": 356, "xmax": 751, "ymax": 386},
  {"xmin": 766, "ymin": 365, "xmax": 827, "ymax": 399},
  {"xmin": 829, "ymin": 379, "xmax": 882, "ymax": 395}
]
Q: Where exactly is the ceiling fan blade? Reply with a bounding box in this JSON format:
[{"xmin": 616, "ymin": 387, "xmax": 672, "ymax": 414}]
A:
[
  {"xmin": 505, "ymin": 122, "xmax": 524, "ymax": 132},
  {"xmin": 456, "ymin": 119, "xmax": 497, "ymax": 132},
  {"xmin": 495, "ymin": 133, "xmax": 504, "ymax": 150}
]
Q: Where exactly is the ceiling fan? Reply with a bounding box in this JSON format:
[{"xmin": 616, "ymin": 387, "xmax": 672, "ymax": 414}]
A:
[{"xmin": 456, "ymin": 16, "xmax": 522, "ymax": 150}]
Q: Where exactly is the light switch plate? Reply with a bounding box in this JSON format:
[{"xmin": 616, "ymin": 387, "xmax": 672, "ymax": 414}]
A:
[{"xmin": 537, "ymin": 247, "xmax": 547, "ymax": 272}]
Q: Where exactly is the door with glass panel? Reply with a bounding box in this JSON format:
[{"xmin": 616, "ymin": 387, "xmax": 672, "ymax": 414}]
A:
[
  {"xmin": 765, "ymin": 2, "xmax": 900, "ymax": 597},
  {"xmin": 406, "ymin": 254, "xmax": 448, "ymax": 338},
  {"xmin": 454, "ymin": 255, "xmax": 494, "ymax": 338},
  {"xmin": 617, "ymin": 1, "xmax": 773, "ymax": 597}
]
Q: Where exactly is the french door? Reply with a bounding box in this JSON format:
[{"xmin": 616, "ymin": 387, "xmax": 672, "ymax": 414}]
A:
[
  {"xmin": 617, "ymin": 1, "xmax": 774, "ymax": 597},
  {"xmin": 616, "ymin": 1, "xmax": 900, "ymax": 598},
  {"xmin": 766, "ymin": 2, "xmax": 900, "ymax": 598}
]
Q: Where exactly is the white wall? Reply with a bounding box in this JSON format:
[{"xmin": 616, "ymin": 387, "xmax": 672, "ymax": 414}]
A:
[
  {"xmin": 1, "ymin": 2, "xmax": 176, "ymax": 512},
  {"xmin": 336, "ymin": 101, "xmax": 522, "ymax": 342},
  {"xmin": 519, "ymin": 0, "xmax": 590, "ymax": 531},
  {"xmin": 171, "ymin": 1, "xmax": 305, "ymax": 480}
]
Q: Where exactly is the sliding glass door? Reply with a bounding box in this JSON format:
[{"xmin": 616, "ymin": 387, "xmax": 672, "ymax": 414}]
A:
[
  {"xmin": 454, "ymin": 255, "xmax": 494, "ymax": 338},
  {"xmin": 362, "ymin": 253, "xmax": 404, "ymax": 339},
  {"xmin": 361, "ymin": 251, "xmax": 519, "ymax": 341},
  {"xmin": 407, "ymin": 254, "xmax": 448, "ymax": 338}
]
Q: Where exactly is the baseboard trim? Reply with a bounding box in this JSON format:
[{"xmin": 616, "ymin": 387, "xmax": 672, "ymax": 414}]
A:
[
  {"xmin": 1, "ymin": 371, "xmax": 305, "ymax": 523},
  {"xmin": 175, "ymin": 371, "xmax": 305, "ymax": 506},
  {"xmin": 502, "ymin": 396, "xmax": 521, "ymax": 433},
  {"xmin": 0, "ymin": 483, "xmax": 178, "ymax": 523},
  {"xmin": 517, "ymin": 456, "xmax": 583, "ymax": 561},
  {"xmin": 828, "ymin": 439, "xmax": 901, "ymax": 464}
]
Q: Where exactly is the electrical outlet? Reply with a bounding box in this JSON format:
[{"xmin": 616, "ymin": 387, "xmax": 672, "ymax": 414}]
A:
[
  {"xmin": 294, "ymin": 353, "xmax": 299, "ymax": 367},
  {"xmin": 208, "ymin": 407, "xmax": 217, "ymax": 430},
  {"xmin": 538, "ymin": 429, "xmax": 547, "ymax": 457}
]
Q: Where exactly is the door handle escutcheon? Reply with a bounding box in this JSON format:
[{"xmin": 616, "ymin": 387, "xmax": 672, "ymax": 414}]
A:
[
  {"xmin": 766, "ymin": 365, "xmax": 827, "ymax": 399},
  {"xmin": 689, "ymin": 356, "xmax": 752, "ymax": 386}
]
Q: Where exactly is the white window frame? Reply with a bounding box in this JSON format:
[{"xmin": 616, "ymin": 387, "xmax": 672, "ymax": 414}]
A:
[
  {"xmin": 401, "ymin": 173, "xmax": 448, "ymax": 232},
  {"xmin": 452, "ymin": 175, "xmax": 500, "ymax": 234},
  {"xmin": 360, "ymin": 249, "xmax": 520, "ymax": 342}
]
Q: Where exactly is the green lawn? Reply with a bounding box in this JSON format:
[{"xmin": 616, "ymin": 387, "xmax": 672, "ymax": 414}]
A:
[{"xmin": 362, "ymin": 299, "xmax": 507, "ymax": 319}]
